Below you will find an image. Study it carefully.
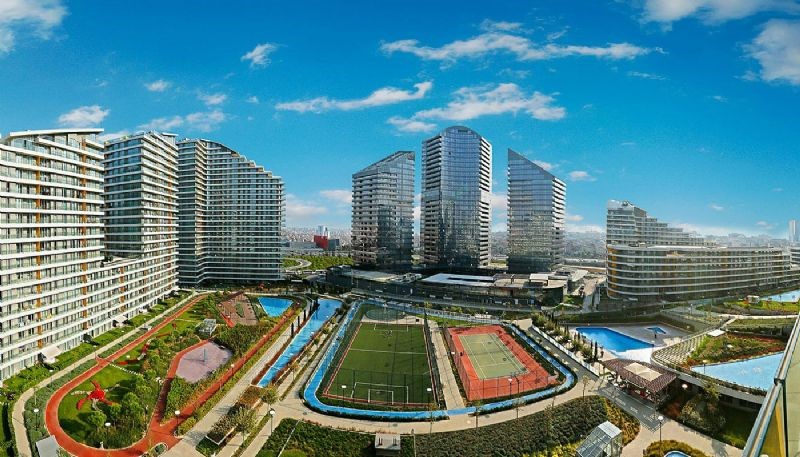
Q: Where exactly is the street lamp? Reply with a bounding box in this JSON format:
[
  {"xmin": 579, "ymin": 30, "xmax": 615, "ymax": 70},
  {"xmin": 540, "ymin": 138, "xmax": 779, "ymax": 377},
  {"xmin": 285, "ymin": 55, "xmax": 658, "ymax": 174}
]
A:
[
  {"xmin": 269, "ymin": 408, "xmax": 276, "ymax": 434},
  {"xmin": 657, "ymin": 415, "xmax": 664, "ymax": 442}
]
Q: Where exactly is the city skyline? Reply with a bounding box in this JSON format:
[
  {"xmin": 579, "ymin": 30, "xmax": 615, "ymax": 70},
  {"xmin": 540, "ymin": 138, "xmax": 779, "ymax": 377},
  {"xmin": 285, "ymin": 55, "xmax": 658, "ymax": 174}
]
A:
[{"xmin": 1, "ymin": 1, "xmax": 799, "ymax": 235}]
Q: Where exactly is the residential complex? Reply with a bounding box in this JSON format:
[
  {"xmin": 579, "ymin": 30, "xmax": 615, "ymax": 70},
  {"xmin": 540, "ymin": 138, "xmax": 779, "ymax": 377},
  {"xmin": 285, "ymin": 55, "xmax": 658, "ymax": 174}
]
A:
[
  {"xmin": 606, "ymin": 200, "xmax": 800, "ymax": 301},
  {"xmin": 421, "ymin": 126, "xmax": 492, "ymax": 269},
  {"xmin": 506, "ymin": 149, "xmax": 566, "ymax": 273},
  {"xmin": 351, "ymin": 151, "xmax": 414, "ymax": 269},
  {"xmin": 176, "ymin": 139, "xmax": 284, "ymax": 285},
  {"xmin": 0, "ymin": 129, "xmax": 178, "ymax": 381}
]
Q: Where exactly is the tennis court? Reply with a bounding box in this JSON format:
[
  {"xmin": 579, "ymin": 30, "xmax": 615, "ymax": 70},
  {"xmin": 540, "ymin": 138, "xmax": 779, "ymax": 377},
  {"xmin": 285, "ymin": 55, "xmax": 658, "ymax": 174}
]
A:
[
  {"xmin": 324, "ymin": 322, "xmax": 435, "ymax": 406},
  {"xmin": 459, "ymin": 332, "xmax": 527, "ymax": 379}
]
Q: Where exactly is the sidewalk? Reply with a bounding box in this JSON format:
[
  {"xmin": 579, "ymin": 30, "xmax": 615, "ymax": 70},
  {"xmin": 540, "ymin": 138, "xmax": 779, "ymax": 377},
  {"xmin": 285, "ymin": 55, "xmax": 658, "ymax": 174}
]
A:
[{"xmin": 12, "ymin": 292, "xmax": 198, "ymax": 457}]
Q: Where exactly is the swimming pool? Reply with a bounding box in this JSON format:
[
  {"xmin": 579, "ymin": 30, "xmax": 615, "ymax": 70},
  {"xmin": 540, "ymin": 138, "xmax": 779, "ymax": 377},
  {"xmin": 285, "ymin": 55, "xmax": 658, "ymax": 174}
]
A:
[
  {"xmin": 761, "ymin": 289, "xmax": 800, "ymax": 302},
  {"xmin": 691, "ymin": 352, "xmax": 783, "ymax": 391},
  {"xmin": 575, "ymin": 327, "xmax": 654, "ymax": 362},
  {"xmin": 258, "ymin": 297, "xmax": 293, "ymax": 317},
  {"xmin": 646, "ymin": 326, "xmax": 667, "ymax": 335},
  {"xmin": 256, "ymin": 298, "xmax": 341, "ymax": 387}
]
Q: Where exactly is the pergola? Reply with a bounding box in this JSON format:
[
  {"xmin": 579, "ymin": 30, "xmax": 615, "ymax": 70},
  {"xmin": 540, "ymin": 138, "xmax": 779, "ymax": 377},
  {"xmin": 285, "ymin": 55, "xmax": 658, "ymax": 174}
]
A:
[{"xmin": 602, "ymin": 358, "xmax": 677, "ymax": 404}]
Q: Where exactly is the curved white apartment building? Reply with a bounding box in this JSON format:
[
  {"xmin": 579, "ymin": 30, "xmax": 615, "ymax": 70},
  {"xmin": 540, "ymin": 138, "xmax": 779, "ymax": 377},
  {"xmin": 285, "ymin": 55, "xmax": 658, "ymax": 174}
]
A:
[
  {"xmin": 606, "ymin": 200, "xmax": 800, "ymax": 301},
  {"xmin": 0, "ymin": 130, "xmax": 178, "ymax": 382}
]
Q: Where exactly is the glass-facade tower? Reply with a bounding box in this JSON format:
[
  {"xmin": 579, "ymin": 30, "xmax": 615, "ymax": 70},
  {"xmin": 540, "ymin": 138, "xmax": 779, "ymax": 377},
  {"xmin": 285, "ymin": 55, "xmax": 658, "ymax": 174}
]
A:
[
  {"xmin": 352, "ymin": 151, "xmax": 414, "ymax": 269},
  {"xmin": 421, "ymin": 126, "xmax": 492, "ymax": 269},
  {"xmin": 507, "ymin": 149, "xmax": 566, "ymax": 272}
]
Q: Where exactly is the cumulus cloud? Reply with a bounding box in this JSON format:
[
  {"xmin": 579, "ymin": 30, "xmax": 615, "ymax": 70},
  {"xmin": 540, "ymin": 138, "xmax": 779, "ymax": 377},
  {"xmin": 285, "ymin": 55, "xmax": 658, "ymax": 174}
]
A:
[
  {"xmin": 241, "ymin": 42, "xmax": 278, "ymax": 68},
  {"xmin": 641, "ymin": 0, "xmax": 800, "ymax": 24},
  {"xmin": 276, "ymin": 81, "xmax": 432, "ymax": 113},
  {"xmin": 381, "ymin": 24, "xmax": 655, "ymax": 63},
  {"xmin": 746, "ymin": 19, "xmax": 800, "ymax": 85},
  {"xmin": 145, "ymin": 79, "xmax": 171, "ymax": 92},
  {"xmin": 198, "ymin": 92, "xmax": 227, "ymax": 106},
  {"xmin": 138, "ymin": 110, "xmax": 226, "ymax": 133},
  {"xmin": 0, "ymin": 0, "xmax": 67, "ymax": 55},
  {"xmin": 568, "ymin": 170, "xmax": 596, "ymax": 182},
  {"xmin": 319, "ymin": 189, "xmax": 353, "ymax": 205},
  {"xmin": 57, "ymin": 105, "xmax": 109, "ymax": 127}
]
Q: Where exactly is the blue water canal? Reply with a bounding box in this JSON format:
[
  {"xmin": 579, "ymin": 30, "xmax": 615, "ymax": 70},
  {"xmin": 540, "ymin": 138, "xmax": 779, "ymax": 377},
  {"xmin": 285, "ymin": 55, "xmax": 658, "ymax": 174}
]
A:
[
  {"xmin": 258, "ymin": 296, "xmax": 294, "ymax": 317},
  {"xmin": 691, "ymin": 352, "xmax": 783, "ymax": 391},
  {"xmin": 256, "ymin": 298, "xmax": 341, "ymax": 387}
]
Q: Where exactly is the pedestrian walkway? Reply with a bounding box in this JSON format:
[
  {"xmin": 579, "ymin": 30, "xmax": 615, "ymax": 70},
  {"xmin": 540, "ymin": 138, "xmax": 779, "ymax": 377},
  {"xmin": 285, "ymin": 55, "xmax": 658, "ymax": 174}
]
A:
[
  {"xmin": 428, "ymin": 321, "xmax": 465, "ymax": 410},
  {"xmin": 12, "ymin": 292, "xmax": 199, "ymax": 457}
]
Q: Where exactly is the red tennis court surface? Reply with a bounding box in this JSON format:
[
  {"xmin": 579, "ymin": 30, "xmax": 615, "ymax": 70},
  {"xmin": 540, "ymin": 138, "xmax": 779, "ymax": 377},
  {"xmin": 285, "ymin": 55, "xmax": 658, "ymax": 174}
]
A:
[{"xmin": 446, "ymin": 325, "xmax": 558, "ymax": 401}]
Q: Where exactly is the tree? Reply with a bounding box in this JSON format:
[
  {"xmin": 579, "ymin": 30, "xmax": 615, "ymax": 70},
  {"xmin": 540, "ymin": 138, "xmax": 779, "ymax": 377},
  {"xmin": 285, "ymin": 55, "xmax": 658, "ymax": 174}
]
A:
[{"xmin": 261, "ymin": 384, "xmax": 279, "ymax": 409}]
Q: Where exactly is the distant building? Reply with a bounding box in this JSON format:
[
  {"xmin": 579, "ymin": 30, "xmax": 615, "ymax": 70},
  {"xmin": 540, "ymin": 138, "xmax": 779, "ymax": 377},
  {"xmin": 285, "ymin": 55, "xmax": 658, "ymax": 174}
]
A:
[
  {"xmin": 177, "ymin": 139, "xmax": 284, "ymax": 285},
  {"xmin": 421, "ymin": 126, "xmax": 492, "ymax": 269},
  {"xmin": 606, "ymin": 200, "xmax": 800, "ymax": 302},
  {"xmin": 352, "ymin": 151, "xmax": 414, "ymax": 269},
  {"xmin": 507, "ymin": 149, "xmax": 566, "ymax": 273},
  {"xmin": 790, "ymin": 219, "xmax": 797, "ymax": 244}
]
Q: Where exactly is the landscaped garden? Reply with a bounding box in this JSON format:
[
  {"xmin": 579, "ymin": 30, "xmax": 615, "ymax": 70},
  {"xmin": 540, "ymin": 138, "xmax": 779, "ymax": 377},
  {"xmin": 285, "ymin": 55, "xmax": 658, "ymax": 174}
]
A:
[
  {"xmin": 685, "ymin": 332, "xmax": 785, "ymax": 366},
  {"xmin": 1, "ymin": 290, "xmax": 191, "ymax": 457},
  {"xmin": 255, "ymin": 396, "xmax": 638, "ymax": 457}
]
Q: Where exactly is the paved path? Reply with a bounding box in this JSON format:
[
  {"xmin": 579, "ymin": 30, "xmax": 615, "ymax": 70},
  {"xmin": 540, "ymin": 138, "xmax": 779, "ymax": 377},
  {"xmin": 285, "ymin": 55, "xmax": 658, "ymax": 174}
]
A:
[
  {"xmin": 427, "ymin": 321, "xmax": 466, "ymax": 410},
  {"xmin": 11, "ymin": 292, "xmax": 199, "ymax": 457}
]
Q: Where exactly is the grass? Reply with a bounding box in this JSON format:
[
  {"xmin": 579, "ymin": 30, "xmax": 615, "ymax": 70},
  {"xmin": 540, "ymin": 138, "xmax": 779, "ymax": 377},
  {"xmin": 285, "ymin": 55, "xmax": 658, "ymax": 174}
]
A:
[
  {"xmin": 686, "ymin": 333, "xmax": 785, "ymax": 366},
  {"xmin": 325, "ymin": 322, "xmax": 433, "ymax": 406}
]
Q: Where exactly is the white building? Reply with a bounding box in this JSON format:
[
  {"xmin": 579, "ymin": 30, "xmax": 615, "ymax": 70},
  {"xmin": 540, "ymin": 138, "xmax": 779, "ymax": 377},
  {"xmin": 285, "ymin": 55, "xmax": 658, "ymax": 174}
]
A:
[{"xmin": 0, "ymin": 129, "xmax": 178, "ymax": 382}]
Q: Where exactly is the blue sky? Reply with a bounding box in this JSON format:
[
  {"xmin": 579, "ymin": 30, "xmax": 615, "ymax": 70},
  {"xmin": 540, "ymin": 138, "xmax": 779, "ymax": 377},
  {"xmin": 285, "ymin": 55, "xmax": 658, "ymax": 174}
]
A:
[{"xmin": 1, "ymin": 0, "xmax": 799, "ymax": 235}]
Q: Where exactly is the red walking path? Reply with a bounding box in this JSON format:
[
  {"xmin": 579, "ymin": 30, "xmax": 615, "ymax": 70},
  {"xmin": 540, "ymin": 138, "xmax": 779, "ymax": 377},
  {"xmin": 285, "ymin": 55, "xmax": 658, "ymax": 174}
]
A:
[{"xmin": 44, "ymin": 294, "xmax": 294, "ymax": 457}]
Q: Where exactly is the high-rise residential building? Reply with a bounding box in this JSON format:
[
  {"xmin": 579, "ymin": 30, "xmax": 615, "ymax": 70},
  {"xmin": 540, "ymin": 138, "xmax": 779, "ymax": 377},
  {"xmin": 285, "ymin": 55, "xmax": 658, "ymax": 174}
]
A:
[
  {"xmin": 351, "ymin": 151, "xmax": 414, "ymax": 269},
  {"xmin": 606, "ymin": 200, "xmax": 705, "ymax": 247},
  {"xmin": 0, "ymin": 129, "xmax": 177, "ymax": 382},
  {"xmin": 790, "ymin": 219, "xmax": 797, "ymax": 244},
  {"xmin": 176, "ymin": 139, "xmax": 284, "ymax": 285},
  {"xmin": 605, "ymin": 200, "xmax": 800, "ymax": 302},
  {"xmin": 421, "ymin": 126, "xmax": 492, "ymax": 269},
  {"xmin": 506, "ymin": 149, "xmax": 566, "ymax": 273}
]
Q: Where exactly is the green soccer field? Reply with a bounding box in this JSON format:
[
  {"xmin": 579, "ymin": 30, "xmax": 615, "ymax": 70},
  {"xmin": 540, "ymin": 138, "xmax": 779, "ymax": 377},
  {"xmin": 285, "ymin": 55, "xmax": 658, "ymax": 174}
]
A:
[
  {"xmin": 327, "ymin": 322, "xmax": 434, "ymax": 406},
  {"xmin": 459, "ymin": 332, "xmax": 526, "ymax": 380}
]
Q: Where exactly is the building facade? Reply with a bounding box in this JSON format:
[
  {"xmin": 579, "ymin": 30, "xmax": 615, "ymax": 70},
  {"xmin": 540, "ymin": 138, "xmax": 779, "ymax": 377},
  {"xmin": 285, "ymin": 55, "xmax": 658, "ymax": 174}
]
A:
[
  {"xmin": 351, "ymin": 151, "xmax": 414, "ymax": 269},
  {"xmin": 606, "ymin": 200, "xmax": 800, "ymax": 302},
  {"xmin": 0, "ymin": 129, "xmax": 178, "ymax": 382},
  {"xmin": 176, "ymin": 139, "xmax": 284, "ymax": 285},
  {"xmin": 507, "ymin": 149, "xmax": 566, "ymax": 272},
  {"xmin": 421, "ymin": 126, "xmax": 492, "ymax": 269}
]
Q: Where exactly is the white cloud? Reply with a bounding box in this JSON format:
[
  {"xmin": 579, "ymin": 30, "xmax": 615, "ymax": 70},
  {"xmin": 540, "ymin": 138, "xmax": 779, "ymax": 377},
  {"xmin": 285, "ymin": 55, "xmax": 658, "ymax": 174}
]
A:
[
  {"xmin": 319, "ymin": 189, "xmax": 353, "ymax": 205},
  {"xmin": 387, "ymin": 116, "xmax": 437, "ymax": 133},
  {"xmin": 145, "ymin": 79, "xmax": 171, "ymax": 92},
  {"xmin": 627, "ymin": 71, "xmax": 666, "ymax": 80},
  {"xmin": 57, "ymin": 105, "xmax": 109, "ymax": 127},
  {"xmin": 565, "ymin": 213, "xmax": 584, "ymax": 222},
  {"xmin": 414, "ymin": 83, "xmax": 565, "ymax": 122},
  {"xmin": 276, "ymin": 81, "xmax": 432, "ymax": 113},
  {"xmin": 746, "ymin": 20, "xmax": 800, "ymax": 86},
  {"xmin": 286, "ymin": 193, "xmax": 328, "ymax": 224},
  {"xmin": 568, "ymin": 170, "xmax": 596, "ymax": 182},
  {"xmin": 241, "ymin": 43, "xmax": 278, "ymax": 68},
  {"xmin": 138, "ymin": 110, "xmax": 226, "ymax": 133},
  {"xmin": 381, "ymin": 27, "xmax": 655, "ymax": 63},
  {"xmin": 198, "ymin": 92, "xmax": 227, "ymax": 106},
  {"xmin": 709, "ymin": 203, "xmax": 725, "ymax": 211},
  {"xmin": 246, "ymin": 95, "xmax": 260, "ymax": 104},
  {"xmin": 533, "ymin": 160, "xmax": 554, "ymax": 171},
  {"xmin": 138, "ymin": 115, "xmax": 184, "ymax": 131},
  {"xmin": 641, "ymin": 0, "xmax": 800, "ymax": 24},
  {"xmin": 97, "ymin": 130, "xmax": 130, "ymax": 142},
  {"xmin": 0, "ymin": 0, "xmax": 66, "ymax": 55}
]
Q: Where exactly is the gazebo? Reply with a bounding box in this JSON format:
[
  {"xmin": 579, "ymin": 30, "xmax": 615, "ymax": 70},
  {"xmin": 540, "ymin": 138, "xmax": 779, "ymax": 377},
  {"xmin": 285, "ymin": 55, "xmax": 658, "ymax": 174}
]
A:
[{"xmin": 601, "ymin": 358, "xmax": 677, "ymax": 405}]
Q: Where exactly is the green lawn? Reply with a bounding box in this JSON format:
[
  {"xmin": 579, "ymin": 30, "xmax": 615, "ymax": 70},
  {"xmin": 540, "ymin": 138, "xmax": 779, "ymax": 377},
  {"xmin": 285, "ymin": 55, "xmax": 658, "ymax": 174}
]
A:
[{"xmin": 326, "ymin": 322, "xmax": 433, "ymax": 406}]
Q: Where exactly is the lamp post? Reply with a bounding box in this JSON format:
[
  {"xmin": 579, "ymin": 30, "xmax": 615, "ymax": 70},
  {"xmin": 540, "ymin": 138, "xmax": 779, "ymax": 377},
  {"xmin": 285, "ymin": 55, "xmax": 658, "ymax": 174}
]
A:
[
  {"xmin": 269, "ymin": 408, "xmax": 276, "ymax": 434},
  {"xmin": 657, "ymin": 415, "xmax": 664, "ymax": 442}
]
